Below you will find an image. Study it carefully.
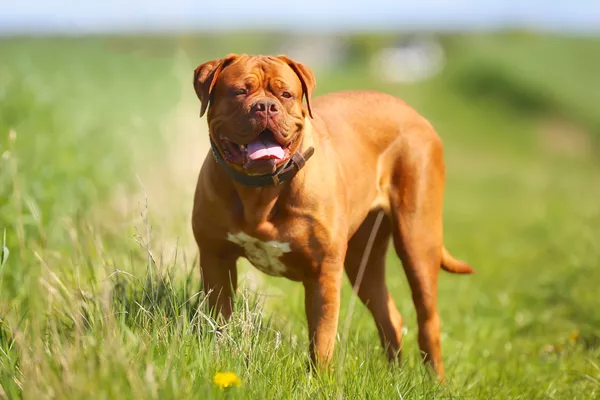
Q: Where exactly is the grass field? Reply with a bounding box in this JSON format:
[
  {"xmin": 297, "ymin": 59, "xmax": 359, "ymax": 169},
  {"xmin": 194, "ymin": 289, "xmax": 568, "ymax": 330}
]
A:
[{"xmin": 1, "ymin": 32, "xmax": 600, "ymax": 399}]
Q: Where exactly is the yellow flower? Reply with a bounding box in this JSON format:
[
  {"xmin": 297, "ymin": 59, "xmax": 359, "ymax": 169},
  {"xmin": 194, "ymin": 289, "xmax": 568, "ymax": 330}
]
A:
[
  {"xmin": 570, "ymin": 331, "xmax": 579, "ymax": 341},
  {"xmin": 213, "ymin": 372, "xmax": 242, "ymax": 389}
]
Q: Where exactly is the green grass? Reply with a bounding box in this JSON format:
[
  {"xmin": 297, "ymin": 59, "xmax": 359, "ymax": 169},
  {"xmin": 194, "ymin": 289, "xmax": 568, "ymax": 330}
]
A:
[{"xmin": 1, "ymin": 33, "xmax": 600, "ymax": 399}]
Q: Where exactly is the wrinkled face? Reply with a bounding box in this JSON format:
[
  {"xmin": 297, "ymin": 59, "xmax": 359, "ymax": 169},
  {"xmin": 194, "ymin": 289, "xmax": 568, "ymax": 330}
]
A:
[{"xmin": 194, "ymin": 55, "xmax": 314, "ymax": 176}]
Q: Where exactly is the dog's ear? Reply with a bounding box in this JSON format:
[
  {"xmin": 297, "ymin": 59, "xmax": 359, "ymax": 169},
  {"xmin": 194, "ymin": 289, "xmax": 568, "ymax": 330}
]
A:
[
  {"xmin": 276, "ymin": 55, "xmax": 316, "ymax": 119},
  {"xmin": 193, "ymin": 54, "xmax": 240, "ymax": 118}
]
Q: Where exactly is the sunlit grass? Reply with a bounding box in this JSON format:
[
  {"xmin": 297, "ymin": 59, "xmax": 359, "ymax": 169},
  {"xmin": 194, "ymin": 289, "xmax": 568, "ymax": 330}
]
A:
[{"xmin": 1, "ymin": 34, "xmax": 600, "ymax": 399}]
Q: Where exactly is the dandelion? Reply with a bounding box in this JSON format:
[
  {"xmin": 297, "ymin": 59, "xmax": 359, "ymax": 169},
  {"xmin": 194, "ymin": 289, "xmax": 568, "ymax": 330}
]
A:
[
  {"xmin": 213, "ymin": 372, "xmax": 242, "ymax": 389},
  {"xmin": 570, "ymin": 330, "xmax": 579, "ymax": 341}
]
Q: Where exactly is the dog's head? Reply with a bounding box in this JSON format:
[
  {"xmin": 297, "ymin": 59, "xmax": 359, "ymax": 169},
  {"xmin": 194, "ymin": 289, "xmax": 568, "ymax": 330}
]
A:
[{"xmin": 193, "ymin": 54, "xmax": 316, "ymax": 175}]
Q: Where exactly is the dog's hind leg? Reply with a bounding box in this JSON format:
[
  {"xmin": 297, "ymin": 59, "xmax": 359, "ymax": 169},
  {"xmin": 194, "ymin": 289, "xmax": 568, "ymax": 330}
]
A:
[
  {"xmin": 386, "ymin": 131, "xmax": 447, "ymax": 380},
  {"xmin": 344, "ymin": 210, "xmax": 404, "ymax": 361}
]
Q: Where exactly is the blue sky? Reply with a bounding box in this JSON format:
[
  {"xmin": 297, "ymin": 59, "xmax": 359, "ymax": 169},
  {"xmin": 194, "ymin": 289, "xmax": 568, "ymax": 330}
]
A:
[{"xmin": 1, "ymin": 0, "xmax": 599, "ymax": 34}]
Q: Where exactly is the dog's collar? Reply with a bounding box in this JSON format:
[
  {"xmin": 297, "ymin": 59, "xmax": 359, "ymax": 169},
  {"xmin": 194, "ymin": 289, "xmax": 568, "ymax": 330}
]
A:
[{"xmin": 209, "ymin": 135, "xmax": 315, "ymax": 187}]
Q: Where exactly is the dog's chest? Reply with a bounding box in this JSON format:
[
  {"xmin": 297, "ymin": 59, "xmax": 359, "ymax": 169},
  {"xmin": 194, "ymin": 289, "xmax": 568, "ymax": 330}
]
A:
[{"xmin": 227, "ymin": 232, "xmax": 291, "ymax": 277}]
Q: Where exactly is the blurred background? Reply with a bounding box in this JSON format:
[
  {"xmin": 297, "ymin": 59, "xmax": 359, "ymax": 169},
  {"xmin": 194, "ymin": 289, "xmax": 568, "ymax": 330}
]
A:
[
  {"xmin": 1, "ymin": 2, "xmax": 600, "ymax": 397},
  {"xmin": 2, "ymin": 0, "xmax": 599, "ymax": 260}
]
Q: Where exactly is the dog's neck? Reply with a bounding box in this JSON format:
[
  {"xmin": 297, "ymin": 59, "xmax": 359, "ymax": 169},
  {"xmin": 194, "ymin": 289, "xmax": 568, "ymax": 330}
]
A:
[{"xmin": 231, "ymin": 118, "xmax": 316, "ymax": 230}]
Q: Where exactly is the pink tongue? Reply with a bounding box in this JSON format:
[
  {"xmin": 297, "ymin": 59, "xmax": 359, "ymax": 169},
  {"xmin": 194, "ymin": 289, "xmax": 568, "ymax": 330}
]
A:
[{"xmin": 247, "ymin": 136, "xmax": 285, "ymax": 161}]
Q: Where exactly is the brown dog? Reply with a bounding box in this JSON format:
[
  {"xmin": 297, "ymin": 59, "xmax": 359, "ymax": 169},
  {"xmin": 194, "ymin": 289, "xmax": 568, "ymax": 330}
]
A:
[{"xmin": 191, "ymin": 54, "xmax": 473, "ymax": 379}]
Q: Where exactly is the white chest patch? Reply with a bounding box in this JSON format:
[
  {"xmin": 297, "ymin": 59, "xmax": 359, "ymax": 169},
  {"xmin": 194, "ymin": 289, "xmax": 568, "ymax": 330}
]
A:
[{"xmin": 227, "ymin": 232, "xmax": 291, "ymax": 277}]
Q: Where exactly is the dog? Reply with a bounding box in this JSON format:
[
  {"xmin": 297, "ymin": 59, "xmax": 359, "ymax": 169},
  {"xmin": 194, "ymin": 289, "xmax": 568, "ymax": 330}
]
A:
[{"xmin": 191, "ymin": 53, "xmax": 473, "ymax": 380}]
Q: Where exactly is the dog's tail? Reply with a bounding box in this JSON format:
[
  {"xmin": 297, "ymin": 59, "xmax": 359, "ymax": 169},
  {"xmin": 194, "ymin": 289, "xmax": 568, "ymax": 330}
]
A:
[{"xmin": 441, "ymin": 247, "xmax": 474, "ymax": 274}]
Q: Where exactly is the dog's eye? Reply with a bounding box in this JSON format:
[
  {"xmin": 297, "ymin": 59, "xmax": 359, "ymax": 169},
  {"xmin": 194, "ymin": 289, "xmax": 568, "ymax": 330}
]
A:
[
  {"xmin": 281, "ymin": 91, "xmax": 292, "ymax": 99},
  {"xmin": 235, "ymin": 88, "xmax": 247, "ymax": 96}
]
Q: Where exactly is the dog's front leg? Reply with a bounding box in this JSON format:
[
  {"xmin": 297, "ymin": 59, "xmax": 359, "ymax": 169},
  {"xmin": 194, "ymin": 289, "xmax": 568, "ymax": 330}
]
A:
[
  {"xmin": 303, "ymin": 257, "xmax": 344, "ymax": 369},
  {"xmin": 199, "ymin": 246, "xmax": 238, "ymax": 321}
]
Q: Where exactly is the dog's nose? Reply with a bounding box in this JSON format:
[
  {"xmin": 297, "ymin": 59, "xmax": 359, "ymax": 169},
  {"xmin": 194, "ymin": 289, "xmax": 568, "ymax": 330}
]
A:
[{"xmin": 253, "ymin": 99, "xmax": 279, "ymax": 116}]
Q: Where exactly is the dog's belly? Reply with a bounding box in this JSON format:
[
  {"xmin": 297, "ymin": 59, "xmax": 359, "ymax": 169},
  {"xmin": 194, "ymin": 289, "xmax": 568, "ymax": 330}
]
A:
[{"xmin": 227, "ymin": 232, "xmax": 291, "ymax": 277}]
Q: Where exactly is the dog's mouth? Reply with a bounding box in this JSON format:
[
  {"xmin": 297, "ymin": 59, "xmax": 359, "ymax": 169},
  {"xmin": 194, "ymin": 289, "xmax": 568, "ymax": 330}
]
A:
[{"xmin": 218, "ymin": 129, "xmax": 298, "ymax": 174}]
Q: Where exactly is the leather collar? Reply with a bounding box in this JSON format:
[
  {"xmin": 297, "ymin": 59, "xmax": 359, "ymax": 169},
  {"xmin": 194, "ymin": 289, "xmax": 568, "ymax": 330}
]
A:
[{"xmin": 209, "ymin": 135, "xmax": 315, "ymax": 187}]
